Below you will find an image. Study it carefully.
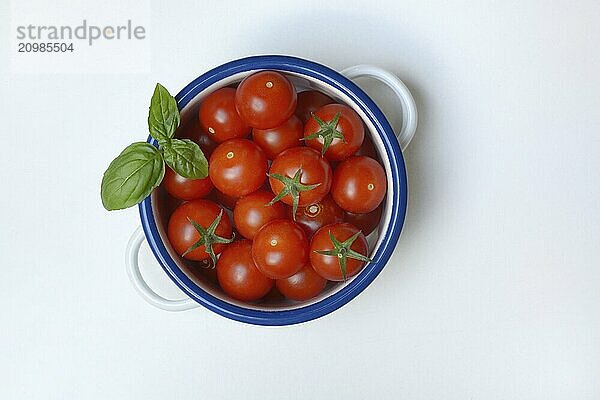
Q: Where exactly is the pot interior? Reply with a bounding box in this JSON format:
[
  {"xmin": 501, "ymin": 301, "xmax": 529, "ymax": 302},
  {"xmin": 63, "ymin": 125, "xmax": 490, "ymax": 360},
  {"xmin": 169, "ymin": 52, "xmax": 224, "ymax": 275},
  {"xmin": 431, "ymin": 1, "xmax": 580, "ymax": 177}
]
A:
[{"xmin": 151, "ymin": 70, "xmax": 396, "ymax": 311}]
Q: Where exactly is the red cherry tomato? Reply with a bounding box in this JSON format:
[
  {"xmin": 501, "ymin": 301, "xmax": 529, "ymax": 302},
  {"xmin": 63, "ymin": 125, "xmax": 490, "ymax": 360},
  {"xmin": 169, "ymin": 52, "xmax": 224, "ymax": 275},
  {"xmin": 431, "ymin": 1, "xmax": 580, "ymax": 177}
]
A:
[
  {"xmin": 304, "ymin": 103, "xmax": 364, "ymax": 161},
  {"xmin": 233, "ymin": 190, "xmax": 288, "ymax": 239},
  {"xmin": 344, "ymin": 203, "xmax": 384, "ymax": 236},
  {"xmin": 167, "ymin": 200, "xmax": 233, "ymax": 262},
  {"xmin": 331, "ymin": 156, "xmax": 386, "ymax": 213},
  {"xmin": 252, "ymin": 219, "xmax": 308, "ymax": 279},
  {"xmin": 292, "ymin": 195, "xmax": 345, "ymax": 238},
  {"xmin": 295, "ymin": 90, "xmax": 334, "ymax": 123},
  {"xmin": 216, "ymin": 240, "xmax": 274, "ymax": 302},
  {"xmin": 252, "ymin": 115, "xmax": 304, "ymax": 160},
  {"xmin": 209, "ymin": 138, "xmax": 268, "ymax": 197},
  {"xmin": 310, "ymin": 222, "xmax": 369, "ymax": 281},
  {"xmin": 235, "ymin": 71, "xmax": 297, "ymax": 129},
  {"xmin": 199, "ymin": 88, "xmax": 250, "ymax": 143},
  {"xmin": 268, "ymin": 147, "xmax": 332, "ymax": 214},
  {"xmin": 162, "ymin": 167, "xmax": 213, "ymax": 201},
  {"xmin": 276, "ymin": 264, "xmax": 327, "ymax": 301}
]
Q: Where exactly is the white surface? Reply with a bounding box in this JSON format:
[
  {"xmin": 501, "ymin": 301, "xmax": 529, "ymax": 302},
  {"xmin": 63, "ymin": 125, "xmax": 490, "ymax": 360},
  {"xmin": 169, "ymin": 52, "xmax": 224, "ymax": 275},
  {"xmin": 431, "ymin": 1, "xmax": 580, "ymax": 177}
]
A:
[{"xmin": 1, "ymin": 0, "xmax": 599, "ymax": 399}]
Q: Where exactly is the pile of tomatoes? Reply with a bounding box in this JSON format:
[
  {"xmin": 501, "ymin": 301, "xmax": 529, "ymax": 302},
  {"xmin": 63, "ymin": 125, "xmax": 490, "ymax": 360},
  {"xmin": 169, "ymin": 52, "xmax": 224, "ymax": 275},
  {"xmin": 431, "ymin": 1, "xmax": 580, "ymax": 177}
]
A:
[{"xmin": 162, "ymin": 70, "xmax": 387, "ymax": 303}]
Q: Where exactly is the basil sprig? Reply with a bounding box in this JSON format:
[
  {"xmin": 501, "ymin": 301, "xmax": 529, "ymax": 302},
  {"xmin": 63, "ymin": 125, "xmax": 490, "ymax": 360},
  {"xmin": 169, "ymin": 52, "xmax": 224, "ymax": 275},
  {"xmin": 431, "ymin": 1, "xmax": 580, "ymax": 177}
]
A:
[
  {"xmin": 162, "ymin": 138, "xmax": 208, "ymax": 179},
  {"xmin": 101, "ymin": 142, "xmax": 165, "ymax": 211},
  {"xmin": 101, "ymin": 83, "xmax": 208, "ymax": 211},
  {"xmin": 148, "ymin": 83, "xmax": 180, "ymax": 143}
]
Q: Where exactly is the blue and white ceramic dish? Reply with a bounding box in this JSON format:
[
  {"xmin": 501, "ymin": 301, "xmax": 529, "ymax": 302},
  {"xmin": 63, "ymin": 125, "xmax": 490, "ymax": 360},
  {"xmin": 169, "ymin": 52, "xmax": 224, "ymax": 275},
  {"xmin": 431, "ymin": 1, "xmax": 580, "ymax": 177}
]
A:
[{"xmin": 130, "ymin": 55, "xmax": 416, "ymax": 326}]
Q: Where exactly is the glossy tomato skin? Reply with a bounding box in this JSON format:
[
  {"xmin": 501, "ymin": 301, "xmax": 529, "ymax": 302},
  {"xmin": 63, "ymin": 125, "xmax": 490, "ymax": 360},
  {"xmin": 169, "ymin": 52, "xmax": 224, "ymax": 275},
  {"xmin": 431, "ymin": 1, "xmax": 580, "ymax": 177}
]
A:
[
  {"xmin": 233, "ymin": 190, "xmax": 288, "ymax": 239},
  {"xmin": 331, "ymin": 156, "xmax": 387, "ymax": 213},
  {"xmin": 293, "ymin": 195, "xmax": 345, "ymax": 238},
  {"xmin": 216, "ymin": 240, "xmax": 274, "ymax": 302},
  {"xmin": 276, "ymin": 264, "xmax": 327, "ymax": 301},
  {"xmin": 304, "ymin": 103, "xmax": 364, "ymax": 161},
  {"xmin": 295, "ymin": 90, "xmax": 334, "ymax": 123},
  {"xmin": 209, "ymin": 138, "xmax": 268, "ymax": 197},
  {"xmin": 310, "ymin": 222, "xmax": 369, "ymax": 281},
  {"xmin": 269, "ymin": 147, "xmax": 332, "ymax": 207},
  {"xmin": 199, "ymin": 88, "xmax": 250, "ymax": 143},
  {"xmin": 162, "ymin": 167, "xmax": 213, "ymax": 201},
  {"xmin": 167, "ymin": 200, "xmax": 233, "ymax": 261},
  {"xmin": 344, "ymin": 203, "xmax": 384, "ymax": 236},
  {"xmin": 252, "ymin": 219, "xmax": 308, "ymax": 279},
  {"xmin": 252, "ymin": 115, "xmax": 304, "ymax": 160},
  {"xmin": 235, "ymin": 71, "xmax": 297, "ymax": 129}
]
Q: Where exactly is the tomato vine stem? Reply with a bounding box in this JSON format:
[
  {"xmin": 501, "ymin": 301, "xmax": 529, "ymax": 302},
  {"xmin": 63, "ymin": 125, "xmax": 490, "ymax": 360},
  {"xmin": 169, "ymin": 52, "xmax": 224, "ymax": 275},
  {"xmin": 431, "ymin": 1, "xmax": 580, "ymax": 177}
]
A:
[{"xmin": 182, "ymin": 210, "xmax": 235, "ymax": 265}]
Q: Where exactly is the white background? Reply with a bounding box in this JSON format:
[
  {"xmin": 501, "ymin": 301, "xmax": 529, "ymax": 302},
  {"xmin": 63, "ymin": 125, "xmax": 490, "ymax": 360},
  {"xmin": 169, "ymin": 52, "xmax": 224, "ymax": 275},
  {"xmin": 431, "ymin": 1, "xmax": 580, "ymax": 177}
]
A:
[{"xmin": 1, "ymin": 1, "xmax": 599, "ymax": 399}]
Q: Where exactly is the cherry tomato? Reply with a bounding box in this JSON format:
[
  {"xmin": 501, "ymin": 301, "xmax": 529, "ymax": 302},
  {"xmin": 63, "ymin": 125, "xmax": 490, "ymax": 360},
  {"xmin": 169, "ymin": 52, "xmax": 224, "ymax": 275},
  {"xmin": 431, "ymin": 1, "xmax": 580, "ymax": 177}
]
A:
[
  {"xmin": 344, "ymin": 203, "xmax": 384, "ymax": 236},
  {"xmin": 304, "ymin": 103, "xmax": 364, "ymax": 161},
  {"xmin": 235, "ymin": 71, "xmax": 297, "ymax": 129},
  {"xmin": 233, "ymin": 190, "xmax": 288, "ymax": 240},
  {"xmin": 293, "ymin": 195, "xmax": 345, "ymax": 238},
  {"xmin": 162, "ymin": 167, "xmax": 213, "ymax": 201},
  {"xmin": 276, "ymin": 264, "xmax": 327, "ymax": 301},
  {"xmin": 216, "ymin": 240, "xmax": 274, "ymax": 302},
  {"xmin": 252, "ymin": 219, "xmax": 308, "ymax": 279},
  {"xmin": 199, "ymin": 88, "xmax": 250, "ymax": 143},
  {"xmin": 310, "ymin": 222, "xmax": 369, "ymax": 281},
  {"xmin": 209, "ymin": 138, "xmax": 268, "ymax": 197},
  {"xmin": 167, "ymin": 199, "xmax": 233, "ymax": 262},
  {"xmin": 331, "ymin": 156, "xmax": 386, "ymax": 213},
  {"xmin": 295, "ymin": 90, "xmax": 334, "ymax": 123},
  {"xmin": 252, "ymin": 115, "xmax": 303, "ymax": 160},
  {"xmin": 268, "ymin": 147, "xmax": 332, "ymax": 215}
]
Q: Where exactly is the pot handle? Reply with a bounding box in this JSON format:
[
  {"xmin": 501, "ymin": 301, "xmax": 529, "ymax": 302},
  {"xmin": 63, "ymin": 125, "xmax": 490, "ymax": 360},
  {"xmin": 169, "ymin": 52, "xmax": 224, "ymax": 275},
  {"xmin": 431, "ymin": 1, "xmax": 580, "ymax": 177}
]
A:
[
  {"xmin": 341, "ymin": 65, "xmax": 418, "ymax": 151},
  {"xmin": 125, "ymin": 226, "xmax": 199, "ymax": 311}
]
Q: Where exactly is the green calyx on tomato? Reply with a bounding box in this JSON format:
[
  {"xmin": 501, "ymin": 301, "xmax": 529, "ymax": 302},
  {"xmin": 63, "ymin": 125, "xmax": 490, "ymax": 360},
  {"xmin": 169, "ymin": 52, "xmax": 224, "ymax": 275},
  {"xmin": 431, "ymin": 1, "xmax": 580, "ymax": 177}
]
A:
[
  {"xmin": 314, "ymin": 230, "xmax": 371, "ymax": 281},
  {"xmin": 304, "ymin": 112, "xmax": 345, "ymax": 156},
  {"xmin": 101, "ymin": 83, "xmax": 209, "ymax": 211},
  {"xmin": 182, "ymin": 209, "xmax": 235, "ymax": 265},
  {"xmin": 267, "ymin": 168, "xmax": 321, "ymax": 218}
]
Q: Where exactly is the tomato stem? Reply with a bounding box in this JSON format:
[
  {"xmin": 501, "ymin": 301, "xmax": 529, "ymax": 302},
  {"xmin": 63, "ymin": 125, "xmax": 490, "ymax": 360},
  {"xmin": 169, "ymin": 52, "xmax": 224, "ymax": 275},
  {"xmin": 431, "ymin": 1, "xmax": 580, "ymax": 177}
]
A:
[
  {"xmin": 304, "ymin": 112, "xmax": 345, "ymax": 156},
  {"xmin": 314, "ymin": 230, "xmax": 370, "ymax": 281},
  {"xmin": 267, "ymin": 168, "xmax": 321, "ymax": 219},
  {"xmin": 182, "ymin": 210, "xmax": 234, "ymax": 265}
]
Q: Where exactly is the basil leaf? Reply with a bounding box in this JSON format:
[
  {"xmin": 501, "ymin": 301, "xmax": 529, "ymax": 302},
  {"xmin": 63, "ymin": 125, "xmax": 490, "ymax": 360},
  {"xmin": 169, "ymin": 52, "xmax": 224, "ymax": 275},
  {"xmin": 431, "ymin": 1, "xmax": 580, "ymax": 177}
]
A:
[
  {"xmin": 162, "ymin": 138, "xmax": 208, "ymax": 179},
  {"xmin": 101, "ymin": 142, "xmax": 165, "ymax": 210},
  {"xmin": 148, "ymin": 83, "xmax": 180, "ymax": 142}
]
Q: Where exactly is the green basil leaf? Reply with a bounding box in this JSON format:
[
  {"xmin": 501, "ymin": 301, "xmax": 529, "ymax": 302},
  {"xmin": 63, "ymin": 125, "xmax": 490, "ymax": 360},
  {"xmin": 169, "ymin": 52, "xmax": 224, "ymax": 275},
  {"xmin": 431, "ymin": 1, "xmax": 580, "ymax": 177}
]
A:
[
  {"xmin": 101, "ymin": 142, "xmax": 165, "ymax": 210},
  {"xmin": 162, "ymin": 138, "xmax": 208, "ymax": 179},
  {"xmin": 148, "ymin": 83, "xmax": 180, "ymax": 142}
]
